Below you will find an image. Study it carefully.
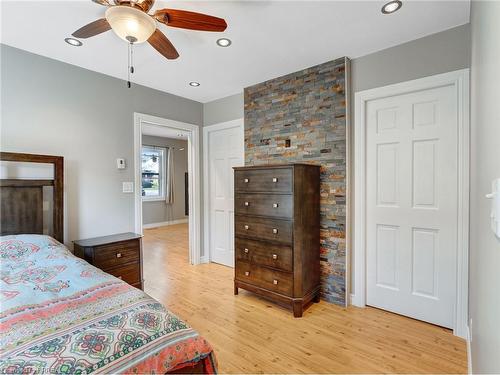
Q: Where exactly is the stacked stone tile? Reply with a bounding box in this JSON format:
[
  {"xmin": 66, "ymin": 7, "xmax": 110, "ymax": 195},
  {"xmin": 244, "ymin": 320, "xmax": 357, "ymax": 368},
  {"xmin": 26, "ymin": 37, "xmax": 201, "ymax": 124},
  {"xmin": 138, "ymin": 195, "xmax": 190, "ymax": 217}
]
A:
[{"xmin": 244, "ymin": 57, "xmax": 348, "ymax": 305}]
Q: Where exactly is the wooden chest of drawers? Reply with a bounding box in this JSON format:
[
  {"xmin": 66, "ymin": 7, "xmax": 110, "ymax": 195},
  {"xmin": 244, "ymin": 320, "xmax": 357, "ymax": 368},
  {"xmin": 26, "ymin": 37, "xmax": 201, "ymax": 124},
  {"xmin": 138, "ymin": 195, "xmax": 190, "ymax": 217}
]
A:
[
  {"xmin": 73, "ymin": 232, "xmax": 143, "ymax": 290},
  {"xmin": 233, "ymin": 164, "xmax": 320, "ymax": 317}
]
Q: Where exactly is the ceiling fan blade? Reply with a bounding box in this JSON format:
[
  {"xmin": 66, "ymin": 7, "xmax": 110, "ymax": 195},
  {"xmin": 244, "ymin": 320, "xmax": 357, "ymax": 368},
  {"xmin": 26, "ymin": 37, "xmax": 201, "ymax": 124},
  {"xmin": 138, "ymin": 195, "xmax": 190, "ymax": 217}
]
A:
[
  {"xmin": 153, "ymin": 9, "xmax": 227, "ymax": 32},
  {"xmin": 72, "ymin": 18, "xmax": 111, "ymax": 38},
  {"xmin": 92, "ymin": 0, "xmax": 111, "ymax": 6},
  {"xmin": 148, "ymin": 29, "xmax": 179, "ymax": 60}
]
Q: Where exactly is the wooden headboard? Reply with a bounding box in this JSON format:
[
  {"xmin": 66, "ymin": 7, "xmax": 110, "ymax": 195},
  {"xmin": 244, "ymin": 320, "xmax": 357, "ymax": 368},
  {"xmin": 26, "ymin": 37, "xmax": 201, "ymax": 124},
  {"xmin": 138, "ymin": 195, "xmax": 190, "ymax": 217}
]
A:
[{"xmin": 0, "ymin": 152, "xmax": 64, "ymax": 242}]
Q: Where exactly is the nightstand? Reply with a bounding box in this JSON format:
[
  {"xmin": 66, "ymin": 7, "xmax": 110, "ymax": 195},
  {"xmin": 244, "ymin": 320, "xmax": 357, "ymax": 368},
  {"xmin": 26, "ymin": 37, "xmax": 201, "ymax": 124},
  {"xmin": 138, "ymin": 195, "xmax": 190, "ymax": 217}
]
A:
[{"xmin": 73, "ymin": 232, "xmax": 143, "ymax": 290}]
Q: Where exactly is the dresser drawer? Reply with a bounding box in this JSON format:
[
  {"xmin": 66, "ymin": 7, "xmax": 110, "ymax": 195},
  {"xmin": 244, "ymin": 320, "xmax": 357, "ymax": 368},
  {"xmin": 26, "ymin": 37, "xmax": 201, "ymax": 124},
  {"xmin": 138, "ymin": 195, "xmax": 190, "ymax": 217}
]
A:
[
  {"xmin": 235, "ymin": 193, "xmax": 292, "ymax": 219},
  {"xmin": 93, "ymin": 241, "xmax": 140, "ymax": 270},
  {"xmin": 235, "ymin": 215, "xmax": 292, "ymax": 244},
  {"xmin": 106, "ymin": 263, "xmax": 141, "ymax": 285},
  {"xmin": 236, "ymin": 237, "xmax": 293, "ymax": 272},
  {"xmin": 236, "ymin": 261, "xmax": 293, "ymax": 296},
  {"xmin": 235, "ymin": 168, "xmax": 292, "ymax": 193}
]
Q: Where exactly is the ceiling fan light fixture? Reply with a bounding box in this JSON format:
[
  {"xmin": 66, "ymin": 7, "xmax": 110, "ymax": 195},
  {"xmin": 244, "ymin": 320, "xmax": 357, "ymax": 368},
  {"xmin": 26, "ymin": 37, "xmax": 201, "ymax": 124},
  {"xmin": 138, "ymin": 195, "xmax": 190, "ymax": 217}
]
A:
[
  {"xmin": 381, "ymin": 0, "xmax": 403, "ymax": 14},
  {"xmin": 105, "ymin": 5, "xmax": 156, "ymax": 44}
]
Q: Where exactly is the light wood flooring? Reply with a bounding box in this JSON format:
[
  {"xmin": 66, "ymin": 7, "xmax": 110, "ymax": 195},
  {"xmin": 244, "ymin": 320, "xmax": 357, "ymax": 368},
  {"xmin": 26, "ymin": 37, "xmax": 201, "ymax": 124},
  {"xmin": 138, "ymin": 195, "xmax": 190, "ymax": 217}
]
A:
[{"xmin": 143, "ymin": 224, "xmax": 467, "ymax": 374}]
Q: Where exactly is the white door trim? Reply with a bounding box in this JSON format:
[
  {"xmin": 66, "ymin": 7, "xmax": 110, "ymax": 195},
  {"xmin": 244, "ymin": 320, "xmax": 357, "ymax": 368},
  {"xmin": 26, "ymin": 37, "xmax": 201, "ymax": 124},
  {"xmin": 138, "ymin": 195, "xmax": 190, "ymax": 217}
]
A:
[
  {"xmin": 352, "ymin": 69, "xmax": 470, "ymax": 338},
  {"xmin": 203, "ymin": 118, "xmax": 244, "ymax": 263},
  {"xmin": 134, "ymin": 112, "xmax": 201, "ymax": 265}
]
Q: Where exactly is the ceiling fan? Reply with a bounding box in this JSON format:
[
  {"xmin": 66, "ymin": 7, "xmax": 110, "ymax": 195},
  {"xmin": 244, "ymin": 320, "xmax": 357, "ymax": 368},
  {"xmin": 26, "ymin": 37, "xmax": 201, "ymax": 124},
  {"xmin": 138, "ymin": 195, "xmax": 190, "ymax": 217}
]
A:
[{"xmin": 72, "ymin": 0, "xmax": 228, "ymax": 60}]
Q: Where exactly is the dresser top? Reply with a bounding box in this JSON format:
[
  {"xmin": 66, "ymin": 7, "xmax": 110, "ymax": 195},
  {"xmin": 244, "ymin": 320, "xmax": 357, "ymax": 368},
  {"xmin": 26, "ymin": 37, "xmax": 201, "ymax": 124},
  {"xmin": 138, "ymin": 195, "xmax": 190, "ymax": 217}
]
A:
[
  {"xmin": 233, "ymin": 163, "xmax": 320, "ymax": 170},
  {"xmin": 73, "ymin": 232, "xmax": 142, "ymax": 247}
]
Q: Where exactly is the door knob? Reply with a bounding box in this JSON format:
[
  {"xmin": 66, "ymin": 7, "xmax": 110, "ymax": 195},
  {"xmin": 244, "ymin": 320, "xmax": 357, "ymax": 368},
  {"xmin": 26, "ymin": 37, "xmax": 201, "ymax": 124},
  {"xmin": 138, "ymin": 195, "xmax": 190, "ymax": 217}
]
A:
[
  {"xmin": 272, "ymin": 228, "xmax": 278, "ymax": 234},
  {"xmin": 244, "ymin": 201, "xmax": 250, "ymax": 206},
  {"xmin": 116, "ymin": 253, "xmax": 122, "ymax": 258},
  {"xmin": 244, "ymin": 248, "xmax": 249, "ymax": 253},
  {"xmin": 245, "ymin": 271, "xmax": 250, "ymax": 276},
  {"xmin": 273, "ymin": 279, "xmax": 278, "ymax": 285},
  {"xmin": 272, "ymin": 254, "xmax": 278, "ymax": 260},
  {"xmin": 244, "ymin": 178, "xmax": 249, "ymax": 183},
  {"xmin": 244, "ymin": 225, "xmax": 249, "ymax": 230},
  {"xmin": 273, "ymin": 203, "xmax": 279, "ymax": 208},
  {"xmin": 272, "ymin": 177, "xmax": 278, "ymax": 183}
]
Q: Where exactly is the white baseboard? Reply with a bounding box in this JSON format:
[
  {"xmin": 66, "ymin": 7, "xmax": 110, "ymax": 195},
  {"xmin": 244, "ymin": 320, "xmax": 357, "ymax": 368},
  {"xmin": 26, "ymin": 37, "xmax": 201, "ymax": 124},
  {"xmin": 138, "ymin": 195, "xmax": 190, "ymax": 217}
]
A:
[
  {"xmin": 350, "ymin": 293, "xmax": 365, "ymax": 307},
  {"xmin": 143, "ymin": 219, "xmax": 188, "ymax": 229},
  {"xmin": 200, "ymin": 255, "xmax": 209, "ymax": 264}
]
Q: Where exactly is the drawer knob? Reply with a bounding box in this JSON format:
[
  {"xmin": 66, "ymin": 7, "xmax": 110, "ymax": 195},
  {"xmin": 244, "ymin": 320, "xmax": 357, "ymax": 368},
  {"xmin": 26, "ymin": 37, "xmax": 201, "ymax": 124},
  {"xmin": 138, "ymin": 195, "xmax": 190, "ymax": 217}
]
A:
[
  {"xmin": 244, "ymin": 225, "xmax": 249, "ymax": 230},
  {"xmin": 273, "ymin": 279, "xmax": 278, "ymax": 285},
  {"xmin": 272, "ymin": 228, "xmax": 278, "ymax": 234},
  {"xmin": 245, "ymin": 271, "xmax": 250, "ymax": 276},
  {"xmin": 272, "ymin": 254, "xmax": 278, "ymax": 260},
  {"xmin": 244, "ymin": 248, "xmax": 249, "ymax": 253},
  {"xmin": 273, "ymin": 203, "xmax": 279, "ymax": 208},
  {"xmin": 116, "ymin": 253, "xmax": 122, "ymax": 258},
  {"xmin": 244, "ymin": 178, "xmax": 249, "ymax": 183},
  {"xmin": 244, "ymin": 201, "xmax": 250, "ymax": 207},
  {"xmin": 272, "ymin": 177, "xmax": 278, "ymax": 183}
]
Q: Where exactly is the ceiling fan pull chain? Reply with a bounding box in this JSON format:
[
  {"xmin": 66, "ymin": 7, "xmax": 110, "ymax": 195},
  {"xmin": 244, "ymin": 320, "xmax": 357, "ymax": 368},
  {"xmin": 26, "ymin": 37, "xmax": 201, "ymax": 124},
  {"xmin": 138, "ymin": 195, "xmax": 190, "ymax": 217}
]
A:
[
  {"xmin": 130, "ymin": 42, "xmax": 135, "ymax": 74},
  {"xmin": 127, "ymin": 42, "xmax": 131, "ymax": 88}
]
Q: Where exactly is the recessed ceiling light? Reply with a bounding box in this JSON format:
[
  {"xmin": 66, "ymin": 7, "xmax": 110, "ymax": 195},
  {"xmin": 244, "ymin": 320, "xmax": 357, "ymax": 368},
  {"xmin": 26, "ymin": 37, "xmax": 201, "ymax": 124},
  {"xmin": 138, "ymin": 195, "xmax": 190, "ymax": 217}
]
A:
[
  {"xmin": 189, "ymin": 81, "xmax": 200, "ymax": 87},
  {"xmin": 64, "ymin": 37, "xmax": 83, "ymax": 46},
  {"xmin": 381, "ymin": 0, "xmax": 402, "ymax": 14},
  {"xmin": 216, "ymin": 38, "xmax": 232, "ymax": 47}
]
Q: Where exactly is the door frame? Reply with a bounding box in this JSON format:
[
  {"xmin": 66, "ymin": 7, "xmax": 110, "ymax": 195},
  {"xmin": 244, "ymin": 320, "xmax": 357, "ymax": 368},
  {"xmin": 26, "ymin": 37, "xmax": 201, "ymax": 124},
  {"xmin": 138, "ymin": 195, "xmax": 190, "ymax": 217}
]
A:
[
  {"xmin": 134, "ymin": 112, "xmax": 201, "ymax": 265},
  {"xmin": 352, "ymin": 69, "xmax": 470, "ymax": 338},
  {"xmin": 203, "ymin": 118, "xmax": 245, "ymax": 264}
]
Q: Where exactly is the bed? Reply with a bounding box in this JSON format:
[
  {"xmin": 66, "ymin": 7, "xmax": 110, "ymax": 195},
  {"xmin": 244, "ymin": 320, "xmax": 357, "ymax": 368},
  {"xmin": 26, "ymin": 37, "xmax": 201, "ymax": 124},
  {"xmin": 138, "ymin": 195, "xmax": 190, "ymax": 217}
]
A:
[{"xmin": 0, "ymin": 152, "xmax": 217, "ymax": 374}]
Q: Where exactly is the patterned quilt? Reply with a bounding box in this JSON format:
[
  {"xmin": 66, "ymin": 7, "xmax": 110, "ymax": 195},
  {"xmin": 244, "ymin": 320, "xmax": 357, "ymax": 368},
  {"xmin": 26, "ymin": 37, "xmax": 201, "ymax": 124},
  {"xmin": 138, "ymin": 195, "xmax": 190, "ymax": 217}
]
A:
[{"xmin": 0, "ymin": 235, "xmax": 217, "ymax": 374}]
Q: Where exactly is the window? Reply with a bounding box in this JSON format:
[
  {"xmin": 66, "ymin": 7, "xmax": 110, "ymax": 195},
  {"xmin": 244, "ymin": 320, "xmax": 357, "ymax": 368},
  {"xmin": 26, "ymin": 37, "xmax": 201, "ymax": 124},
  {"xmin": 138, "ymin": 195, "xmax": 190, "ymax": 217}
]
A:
[{"xmin": 141, "ymin": 146, "xmax": 165, "ymax": 200}]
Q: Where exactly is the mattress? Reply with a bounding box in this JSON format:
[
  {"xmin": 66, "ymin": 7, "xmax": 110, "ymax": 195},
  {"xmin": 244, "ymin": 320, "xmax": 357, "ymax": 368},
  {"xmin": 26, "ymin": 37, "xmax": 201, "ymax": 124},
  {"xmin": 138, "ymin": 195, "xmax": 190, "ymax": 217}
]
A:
[{"xmin": 0, "ymin": 234, "xmax": 216, "ymax": 374}]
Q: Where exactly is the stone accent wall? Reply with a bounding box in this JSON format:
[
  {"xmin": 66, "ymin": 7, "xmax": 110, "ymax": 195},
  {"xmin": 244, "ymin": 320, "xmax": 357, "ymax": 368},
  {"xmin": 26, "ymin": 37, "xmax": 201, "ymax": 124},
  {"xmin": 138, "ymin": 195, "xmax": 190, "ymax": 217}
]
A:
[{"xmin": 244, "ymin": 57, "xmax": 348, "ymax": 305}]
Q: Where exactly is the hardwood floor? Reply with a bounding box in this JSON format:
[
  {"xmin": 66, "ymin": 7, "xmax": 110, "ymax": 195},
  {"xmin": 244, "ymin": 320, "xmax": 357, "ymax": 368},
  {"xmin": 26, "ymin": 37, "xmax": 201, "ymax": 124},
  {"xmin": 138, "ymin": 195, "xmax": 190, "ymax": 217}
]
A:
[{"xmin": 143, "ymin": 224, "xmax": 467, "ymax": 374}]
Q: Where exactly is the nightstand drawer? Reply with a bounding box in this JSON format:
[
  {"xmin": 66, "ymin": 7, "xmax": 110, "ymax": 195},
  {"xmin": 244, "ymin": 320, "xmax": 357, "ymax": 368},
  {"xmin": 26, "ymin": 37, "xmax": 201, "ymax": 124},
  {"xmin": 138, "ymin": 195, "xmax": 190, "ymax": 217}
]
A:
[
  {"xmin": 73, "ymin": 233, "xmax": 143, "ymax": 290},
  {"xmin": 94, "ymin": 241, "xmax": 140, "ymax": 270},
  {"xmin": 106, "ymin": 263, "xmax": 141, "ymax": 285}
]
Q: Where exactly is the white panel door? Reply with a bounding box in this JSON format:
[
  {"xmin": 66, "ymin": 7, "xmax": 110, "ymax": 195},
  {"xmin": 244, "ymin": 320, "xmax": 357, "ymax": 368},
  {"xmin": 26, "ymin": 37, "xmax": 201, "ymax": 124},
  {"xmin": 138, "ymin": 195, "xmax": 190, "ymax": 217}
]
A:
[
  {"xmin": 366, "ymin": 84, "xmax": 458, "ymax": 328},
  {"xmin": 208, "ymin": 125, "xmax": 244, "ymax": 267}
]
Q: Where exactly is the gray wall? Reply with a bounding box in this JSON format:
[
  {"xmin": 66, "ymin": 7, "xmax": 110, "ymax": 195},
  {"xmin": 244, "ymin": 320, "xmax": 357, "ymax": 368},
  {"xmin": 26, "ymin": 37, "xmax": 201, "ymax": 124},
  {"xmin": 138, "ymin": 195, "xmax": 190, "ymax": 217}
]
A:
[
  {"xmin": 469, "ymin": 1, "xmax": 500, "ymax": 372},
  {"xmin": 203, "ymin": 93, "xmax": 244, "ymax": 126},
  {"xmin": 350, "ymin": 24, "xmax": 470, "ymax": 93},
  {"xmin": 0, "ymin": 44, "xmax": 203, "ymax": 246},
  {"xmin": 141, "ymin": 136, "xmax": 188, "ymax": 225}
]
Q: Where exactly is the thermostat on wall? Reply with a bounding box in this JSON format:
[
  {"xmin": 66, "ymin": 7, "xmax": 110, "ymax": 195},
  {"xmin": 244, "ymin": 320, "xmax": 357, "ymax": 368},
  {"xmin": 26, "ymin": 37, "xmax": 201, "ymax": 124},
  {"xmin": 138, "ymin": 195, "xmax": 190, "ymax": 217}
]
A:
[{"xmin": 117, "ymin": 158, "xmax": 126, "ymax": 169}]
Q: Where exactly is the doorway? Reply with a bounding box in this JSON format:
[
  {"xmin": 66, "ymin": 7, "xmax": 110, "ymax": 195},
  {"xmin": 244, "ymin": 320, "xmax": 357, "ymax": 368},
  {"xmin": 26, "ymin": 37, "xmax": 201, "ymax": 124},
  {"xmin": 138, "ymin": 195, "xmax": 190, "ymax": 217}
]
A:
[
  {"xmin": 203, "ymin": 119, "xmax": 244, "ymax": 267},
  {"xmin": 134, "ymin": 113, "xmax": 201, "ymax": 265},
  {"xmin": 353, "ymin": 70, "xmax": 470, "ymax": 338}
]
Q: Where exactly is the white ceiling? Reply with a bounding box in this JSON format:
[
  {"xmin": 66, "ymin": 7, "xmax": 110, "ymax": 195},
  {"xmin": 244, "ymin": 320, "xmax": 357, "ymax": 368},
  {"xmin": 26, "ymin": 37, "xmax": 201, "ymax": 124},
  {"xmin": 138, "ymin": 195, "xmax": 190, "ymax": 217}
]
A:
[{"xmin": 1, "ymin": 0, "xmax": 470, "ymax": 103}]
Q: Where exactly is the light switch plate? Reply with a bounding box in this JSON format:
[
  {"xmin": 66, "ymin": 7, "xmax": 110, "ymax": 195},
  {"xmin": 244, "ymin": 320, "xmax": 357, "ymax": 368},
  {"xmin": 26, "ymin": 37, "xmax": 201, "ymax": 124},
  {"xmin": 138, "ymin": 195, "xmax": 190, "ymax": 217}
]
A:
[
  {"xmin": 486, "ymin": 178, "xmax": 500, "ymax": 239},
  {"xmin": 122, "ymin": 182, "xmax": 134, "ymax": 193}
]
